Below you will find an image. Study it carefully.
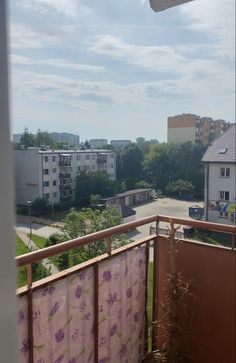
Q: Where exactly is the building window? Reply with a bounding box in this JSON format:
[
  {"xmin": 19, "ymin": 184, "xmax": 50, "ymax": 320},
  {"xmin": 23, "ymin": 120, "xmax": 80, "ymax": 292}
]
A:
[
  {"xmin": 53, "ymin": 192, "xmax": 57, "ymax": 198},
  {"xmin": 220, "ymin": 167, "xmax": 230, "ymax": 177},
  {"xmin": 43, "ymin": 181, "xmax": 49, "ymax": 187},
  {"xmin": 52, "ymin": 168, "xmax": 57, "ymax": 173},
  {"xmin": 92, "ymin": 165, "xmax": 95, "ymax": 170},
  {"xmin": 53, "ymin": 180, "xmax": 57, "ymax": 186},
  {"xmin": 52, "ymin": 156, "xmax": 56, "ymax": 162},
  {"xmin": 111, "ymin": 154, "xmax": 114, "ymax": 159},
  {"xmin": 86, "ymin": 155, "xmax": 90, "ymax": 160},
  {"xmin": 110, "ymin": 163, "xmax": 114, "ymax": 168},
  {"xmin": 44, "ymin": 156, "xmax": 49, "ymax": 162},
  {"xmin": 44, "ymin": 193, "xmax": 50, "ymax": 199},
  {"xmin": 219, "ymin": 191, "xmax": 230, "ymax": 201},
  {"xmin": 77, "ymin": 155, "xmax": 81, "ymax": 161},
  {"xmin": 43, "ymin": 169, "xmax": 49, "ymax": 175},
  {"xmin": 92, "ymin": 154, "xmax": 95, "ymax": 160}
]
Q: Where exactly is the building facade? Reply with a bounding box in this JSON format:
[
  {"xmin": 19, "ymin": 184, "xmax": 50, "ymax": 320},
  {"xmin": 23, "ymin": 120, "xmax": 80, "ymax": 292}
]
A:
[
  {"xmin": 89, "ymin": 139, "xmax": 107, "ymax": 148},
  {"xmin": 168, "ymin": 114, "xmax": 230, "ymax": 145},
  {"xmin": 202, "ymin": 125, "xmax": 236, "ymax": 225},
  {"xmin": 14, "ymin": 148, "xmax": 116, "ymax": 205},
  {"xmin": 49, "ymin": 132, "xmax": 80, "ymax": 146},
  {"xmin": 110, "ymin": 140, "xmax": 131, "ymax": 148}
]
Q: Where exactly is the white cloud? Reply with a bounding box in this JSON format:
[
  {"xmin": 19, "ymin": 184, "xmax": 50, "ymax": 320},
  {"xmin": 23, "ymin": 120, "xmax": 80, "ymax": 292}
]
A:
[
  {"xmin": 88, "ymin": 34, "xmax": 234, "ymax": 83},
  {"xmin": 19, "ymin": 0, "xmax": 93, "ymax": 18},
  {"xmin": 10, "ymin": 24, "xmax": 59, "ymax": 49},
  {"xmin": 12, "ymin": 65, "xmax": 234, "ymax": 112},
  {"xmin": 180, "ymin": 0, "xmax": 235, "ymax": 60},
  {"xmin": 11, "ymin": 54, "xmax": 106, "ymax": 73}
]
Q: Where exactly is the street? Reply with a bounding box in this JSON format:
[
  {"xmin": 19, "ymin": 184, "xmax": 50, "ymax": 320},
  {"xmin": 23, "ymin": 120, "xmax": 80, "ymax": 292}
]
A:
[{"xmin": 127, "ymin": 197, "xmax": 198, "ymax": 240}]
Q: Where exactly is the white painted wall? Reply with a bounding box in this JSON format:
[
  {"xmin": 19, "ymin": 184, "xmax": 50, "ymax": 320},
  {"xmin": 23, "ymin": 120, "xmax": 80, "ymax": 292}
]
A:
[
  {"xmin": 207, "ymin": 162, "xmax": 236, "ymax": 225},
  {"xmin": 208, "ymin": 163, "xmax": 236, "ymax": 202},
  {"xmin": 14, "ymin": 148, "xmax": 40, "ymax": 204}
]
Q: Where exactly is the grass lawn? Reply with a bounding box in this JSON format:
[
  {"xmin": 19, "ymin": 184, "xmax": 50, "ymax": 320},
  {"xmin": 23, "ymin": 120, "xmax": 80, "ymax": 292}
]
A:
[
  {"xmin": 16, "ymin": 235, "xmax": 30, "ymax": 288},
  {"xmin": 28, "ymin": 233, "xmax": 46, "ymax": 248}
]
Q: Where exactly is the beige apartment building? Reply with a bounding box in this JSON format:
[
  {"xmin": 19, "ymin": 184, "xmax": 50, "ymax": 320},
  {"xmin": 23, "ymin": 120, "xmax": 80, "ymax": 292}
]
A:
[
  {"xmin": 14, "ymin": 147, "xmax": 116, "ymax": 205},
  {"xmin": 168, "ymin": 113, "xmax": 230, "ymax": 145}
]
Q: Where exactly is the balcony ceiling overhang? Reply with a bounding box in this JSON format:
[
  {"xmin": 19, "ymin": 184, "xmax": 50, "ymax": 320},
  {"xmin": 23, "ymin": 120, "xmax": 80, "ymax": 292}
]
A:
[{"xmin": 149, "ymin": 0, "xmax": 193, "ymax": 12}]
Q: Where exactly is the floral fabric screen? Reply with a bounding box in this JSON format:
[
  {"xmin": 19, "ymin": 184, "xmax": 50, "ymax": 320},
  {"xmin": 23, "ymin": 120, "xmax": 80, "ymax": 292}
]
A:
[{"xmin": 17, "ymin": 246, "xmax": 147, "ymax": 363}]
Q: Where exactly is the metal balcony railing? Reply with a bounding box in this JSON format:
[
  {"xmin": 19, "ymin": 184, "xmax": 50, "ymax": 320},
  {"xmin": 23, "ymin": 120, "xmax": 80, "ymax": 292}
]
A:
[{"xmin": 16, "ymin": 215, "xmax": 236, "ymax": 363}]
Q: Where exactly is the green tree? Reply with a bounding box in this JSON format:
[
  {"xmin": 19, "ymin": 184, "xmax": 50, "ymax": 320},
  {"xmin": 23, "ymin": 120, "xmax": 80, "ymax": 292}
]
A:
[
  {"xmin": 51, "ymin": 206, "xmax": 125, "ymax": 267},
  {"xmin": 166, "ymin": 179, "xmax": 194, "ymax": 198},
  {"xmin": 35, "ymin": 129, "xmax": 55, "ymax": 147},
  {"xmin": 20, "ymin": 127, "xmax": 35, "ymax": 147},
  {"xmin": 32, "ymin": 198, "xmax": 50, "ymax": 216},
  {"xmin": 75, "ymin": 171, "xmax": 115, "ymax": 207},
  {"xmin": 117, "ymin": 143, "xmax": 143, "ymax": 180},
  {"xmin": 90, "ymin": 194, "xmax": 101, "ymax": 206},
  {"xmin": 143, "ymin": 142, "xmax": 206, "ymax": 198}
]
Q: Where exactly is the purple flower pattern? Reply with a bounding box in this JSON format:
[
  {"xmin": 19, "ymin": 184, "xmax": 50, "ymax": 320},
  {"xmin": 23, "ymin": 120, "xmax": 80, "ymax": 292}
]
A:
[
  {"xmin": 55, "ymin": 329, "xmax": 64, "ymax": 343},
  {"xmin": 18, "ymin": 249, "xmax": 146, "ymax": 363},
  {"xmin": 103, "ymin": 270, "xmax": 112, "ymax": 282},
  {"xmin": 49, "ymin": 302, "xmax": 59, "ymax": 319},
  {"xmin": 20, "ymin": 339, "xmax": 29, "ymax": 355},
  {"xmin": 106, "ymin": 292, "xmax": 118, "ymax": 306},
  {"xmin": 75, "ymin": 285, "xmax": 83, "ymax": 299},
  {"xmin": 18, "ymin": 309, "xmax": 24, "ymax": 324},
  {"xmin": 119, "ymin": 344, "xmax": 127, "ymax": 358},
  {"xmin": 109, "ymin": 324, "xmax": 117, "ymax": 337}
]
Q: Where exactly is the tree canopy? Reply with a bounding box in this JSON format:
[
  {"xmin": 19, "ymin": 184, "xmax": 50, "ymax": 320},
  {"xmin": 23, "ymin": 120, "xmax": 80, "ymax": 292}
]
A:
[{"xmin": 45, "ymin": 206, "xmax": 125, "ymax": 269}]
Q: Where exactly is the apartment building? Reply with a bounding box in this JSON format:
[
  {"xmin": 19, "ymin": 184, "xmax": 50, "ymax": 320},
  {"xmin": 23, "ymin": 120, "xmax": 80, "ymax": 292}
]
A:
[
  {"xmin": 14, "ymin": 148, "xmax": 116, "ymax": 205},
  {"xmin": 168, "ymin": 113, "xmax": 230, "ymax": 145},
  {"xmin": 49, "ymin": 132, "xmax": 80, "ymax": 146},
  {"xmin": 202, "ymin": 124, "xmax": 236, "ymax": 225},
  {"xmin": 110, "ymin": 139, "xmax": 131, "ymax": 148},
  {"xmin": 89, "ymin": 139, "xmax": 107, "ymax": 148}
]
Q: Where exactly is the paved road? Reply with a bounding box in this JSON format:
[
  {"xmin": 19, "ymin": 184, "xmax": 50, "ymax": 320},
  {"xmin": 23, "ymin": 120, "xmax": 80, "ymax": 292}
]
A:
[
  {"xmin": 15, "ymin": 222, "xmax": 60, "ymax": 238},
  {"xmin": 127, "ymin": 198, "xmax": 201, "ymax": 241},
  {"xmin": 17, "ymin": 231, "xmax": 59, "ymax": 274}
]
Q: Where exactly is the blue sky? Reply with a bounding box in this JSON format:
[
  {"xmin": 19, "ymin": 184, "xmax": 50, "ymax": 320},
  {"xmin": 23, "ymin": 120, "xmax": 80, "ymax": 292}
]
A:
[{"xmin": 10, "ymin": 0, "xmax": 235, "ymax": 142}]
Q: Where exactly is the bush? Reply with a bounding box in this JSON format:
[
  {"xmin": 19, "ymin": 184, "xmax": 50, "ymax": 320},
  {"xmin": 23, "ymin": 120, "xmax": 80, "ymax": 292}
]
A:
[
  {"xmin": 31, "ymin": 198, "xmax": 50, "ymax": 216},
  {"xmin": 166, "ymin": 179, "xmax": 194, "ymax": 199}
]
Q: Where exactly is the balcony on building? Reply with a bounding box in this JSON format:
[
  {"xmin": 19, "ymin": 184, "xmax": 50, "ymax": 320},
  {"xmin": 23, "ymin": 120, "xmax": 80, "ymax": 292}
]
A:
[
  {"xmin": 97, "ymin": 153, "xmax": 107, "ymax": 164},
  {"xmin": 59, "ymin": 172, "xmax": 72, "ymax": 179},
  {"xmin": 59, "ymin": 154, "xmax": 72, "ymax": 167},
  {"xmin": 16, "ymin": 215, "xmax": 235, "ymax": 363}
]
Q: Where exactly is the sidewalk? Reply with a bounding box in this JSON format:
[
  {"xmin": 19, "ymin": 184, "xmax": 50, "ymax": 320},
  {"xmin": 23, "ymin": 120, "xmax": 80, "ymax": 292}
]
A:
[{"xmin": 17, "ymin": 231, "xmax": 59, "ymax": 275}]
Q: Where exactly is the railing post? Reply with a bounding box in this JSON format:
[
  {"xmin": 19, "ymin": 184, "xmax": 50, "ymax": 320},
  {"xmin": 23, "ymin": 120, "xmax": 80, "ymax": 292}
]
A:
[
  {"xmin": 144, "ymin": 241, "xmax": 150, "ymax": 354},
  {"xmin": 169, "ymin": 219, "xmax": 176, "ymax": 276},
  {"xmin": 94, "ymin": 263, "xmax": 99, "ymax": 363},
  {"xmin": 152, "ymin": 218, "xmax": 159, "ymax": 351},
  {"xmin": 27, "ymin": 264, "xmax": 34, "ymax": 363},
  {"xmin": 231, "ymin": 233, "xmax": 235, "ymax": 250},
  {"xmin": 106, "ymin": 236, "xmax": 112, "ymax": 256}
]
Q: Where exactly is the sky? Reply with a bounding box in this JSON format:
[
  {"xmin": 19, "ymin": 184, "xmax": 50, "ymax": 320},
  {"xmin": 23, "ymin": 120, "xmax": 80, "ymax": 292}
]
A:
[{"xmin": 10, "ymin": 0, "xmax": 235, "ymax": 142}]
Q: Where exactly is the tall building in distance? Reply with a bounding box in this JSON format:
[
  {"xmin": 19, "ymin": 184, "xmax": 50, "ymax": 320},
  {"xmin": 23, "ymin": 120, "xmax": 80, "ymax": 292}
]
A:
[
  {"xmin": 167, "ymin": 114, "xmax": 230, "ymax": 145},
  {"xmin": 49, "ymin": 132, "xmax": 80, "ymax": 146},
  {"xmin": 89, "ymin": 139, "xmax": 108, "ymax": 148},
  {"xmin": 14, "ymin": 148, "xmax": 116, "ymax": 205},
  {"xmin": 110, "ymin": 140, "xmax": 131, "ymax": 149}
]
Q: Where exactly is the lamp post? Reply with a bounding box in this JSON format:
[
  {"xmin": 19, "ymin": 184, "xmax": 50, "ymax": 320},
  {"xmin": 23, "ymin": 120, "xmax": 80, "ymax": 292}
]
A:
[{"xmin": 27, "ymin": 200, "xmax": 32, "ymax": 240}]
